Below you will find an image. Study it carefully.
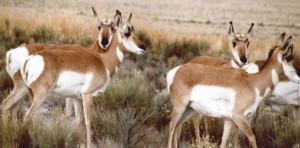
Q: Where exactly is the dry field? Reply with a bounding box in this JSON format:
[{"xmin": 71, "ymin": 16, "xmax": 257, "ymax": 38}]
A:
[
  {"xmin": 0, "ymin": 0, "xmax": 300, "ymax": 147},
  {"xmin": 1, "ymin": 0, "xmax": 300, "ymax": 59}
]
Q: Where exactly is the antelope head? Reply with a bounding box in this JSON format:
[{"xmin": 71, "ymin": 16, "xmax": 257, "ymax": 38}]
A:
[
  {"xmin": 114, "ymin": 11, "xmax": 146, "ymax": 55},
  {"xmin": 92, "ymin": 7, "xmax": 118, "ymax": 50},
  {"xmin": 278, "ymin": 34, "xmax": 300, "ymax": 83},
  {"xmin": 228, "ymin": 21, "xmax": 254, "ymax": 66}
]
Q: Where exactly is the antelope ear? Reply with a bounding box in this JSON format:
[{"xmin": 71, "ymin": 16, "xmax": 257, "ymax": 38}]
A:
[
  {"xmin": 92, "ymin": 7, "xmax": 101, "ymax": 22},
  {"xmin": 127, "ymin": 13, "xmax": 132, "ymax": 24},
  {"xmin": 289, "ymin": 44, "xmax": 294, "ymax": 54},
  {"xmin": 285, "ymin": 44, "xmax": 294, "ymax": 55},
  {"xmin": 276, "ymin": 32, "xmax": 286, "ymax": 46},
  {"xmin": 228, "ymin": 21, "xmax": 235, "ymax": 41},
  {"xmin": 282, "ymin": 35, "xmax": 292, "ymax": 53},
  {"xmin": 114, "ymin": 9, "xmax": 122, "ymax": 28},
  {"xmin": 246, "ymin": 23, "xmax": 254, "ymax": 41}
]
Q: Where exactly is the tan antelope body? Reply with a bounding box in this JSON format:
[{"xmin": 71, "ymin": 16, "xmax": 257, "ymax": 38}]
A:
[
  {"xmin": 191, "ymin": 55, "xmax": 300, "ymax": 147},
  {"xmin": 176, "ymin": 21, "xmax": 256, "ymax": 145},
  {"xmin": 20, "ymin": 11, "xmax": 146, "ymax": 148},
  {"xmin": 167, "ymin": 35, "xmax": 297, "ymax": 148},
  {"xmin": 2, "ymin": 7, "xmax": 116, "ymax": 125}
]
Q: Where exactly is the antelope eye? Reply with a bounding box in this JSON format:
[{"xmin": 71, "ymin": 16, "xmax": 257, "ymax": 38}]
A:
[
  {"xmin": 286, "ymin": 54, "xmax": 293, "ymax": 62},
  {"xmin": 98, "ymin": 26, "xmax": 101, "ymax": 30},
  {"xmin": 124, "ymin": 27, "xmax": 131, "ymax": 38},
  {"xmin": 111, "ymin": 27, "xmax": 114, "ymax": 31},
  {"xmin": 125, "ymin": 31, "xmax": 131, "ymax": 38},
  {"xmin": 232, "ymin": 41, "xmax": 237, "ymax": 47}
]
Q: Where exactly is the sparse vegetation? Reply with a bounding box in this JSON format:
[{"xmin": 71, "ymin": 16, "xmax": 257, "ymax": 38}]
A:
[{"xmin": 0, "ymin": 1, "xmax": 300, "ymax": 147}]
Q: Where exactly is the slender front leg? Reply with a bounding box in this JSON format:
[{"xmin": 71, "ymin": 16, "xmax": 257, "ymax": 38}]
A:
[
  {"xmin": 193, "ymin": 112, "xmax": 202, "ymax": 145},
  {"xmin": 292, "ymin": 106, "xmax": 300, "ymax": 126},
  {"xmin": 65, "ymin": 98, "xmax": 74, "ymax": 118},
  {"xmin": 232, "ymin": 115, "xmax": 257, "ymax": 148},
  {"xmin": 220, "ymin": 119, "xmax": 233, "ymax": 148},
  {"xmin": 74, "ymin": 98, "xmax": 83, "ymax": 126},
  {"xmin": 82, "ymin": 93, "xmax": 93, "ymax": 148},
  {"xmin": 230, "ymin": 122, "xmax": 239, "ymax": 148}
]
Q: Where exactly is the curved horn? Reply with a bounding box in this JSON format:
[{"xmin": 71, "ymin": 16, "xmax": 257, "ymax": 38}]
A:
[
  {"xmin": 127, "ymin": 13, "xmax": 132, "ymax": 24},
  {"xmin": 246, "ymin": 23, "xmax": 255, "ymax": 40},
  {"xmin": 282, "ymin": 35, "xmax": 292, "ymax": 53},
  {"xmin": 228, "ymin": 21, "xmax": 235, "ymax": 41},
  {"xmin": 114, "ymin": 9, "xmax": 122, "ymax": 27},
  {"xmin": 92, "ymin": 7, "xmax": 101, "ymax": 22},
  {"xmin": 276, "ymin": 32, "xmax": 286, "ymax": 46}
]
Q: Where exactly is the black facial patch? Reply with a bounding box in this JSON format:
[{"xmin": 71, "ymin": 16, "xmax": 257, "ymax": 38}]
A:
[
  {"xmin": 125, "ymin": 31, "xmax": 131, "ymax": 38},
  {"xmin": 98, "ymin": 26, "xmax": 101, "ymax": 30},
  {"xmin": 286, "ymin": 55, "xmax": 293, "ymax": 62},
  {"xmin": 232, "ymin": 41, "xmax": 237, "ymax": 48},
  {"xmin": 124, "ymin": 26, "xmax": 131, "ymax": 38}
]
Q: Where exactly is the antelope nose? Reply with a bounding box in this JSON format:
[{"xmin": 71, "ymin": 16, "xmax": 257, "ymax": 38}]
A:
[
  {"xmin": 101, "ymin": 38, "xmax": 109, "ymax": 47},
  {"xmin": 240, "ymin": 56, "xmax": 248, "ymax": 64},
  {"xmin": 138, "ymin": 44, "xmax": 146, "ymax": 51}
]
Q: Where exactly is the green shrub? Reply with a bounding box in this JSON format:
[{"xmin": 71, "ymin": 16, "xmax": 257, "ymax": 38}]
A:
[
  {"xmin": 79, "ymin": 37, "xmax": 93, "ymax": 48},
  {"xmin": 158, "ymin": 38, "xmax": 210, "ymax": 63},
  {"xmin": 29, "ymin": 24, "xmax": 55, "ymax": 43},
  {"xmin": 13, "ymin": 27, "xmax": 29, "ymax": 46},
  {"xmin": 167, "ymin": 56, "xmax": 183, "ymax": 69},
  {"xmin": 93, "ymin": 72, "xmax": 157, "ymax": 147},
  {"xmin": 252, "ymin": 106, "xmax": 300, "ymax": 148},
  {"xmin": 0, "ymin": 26, "xmax": 30, "ymax": 50}
]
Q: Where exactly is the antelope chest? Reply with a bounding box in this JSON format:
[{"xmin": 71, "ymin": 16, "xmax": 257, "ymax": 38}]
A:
[
  {"xmin": 189, "ymin": 85, "xmax": 236, "ymax": 118},
  {"xmin": 53, "ymin": 71, "xmax": 94, "ymax": 98}
]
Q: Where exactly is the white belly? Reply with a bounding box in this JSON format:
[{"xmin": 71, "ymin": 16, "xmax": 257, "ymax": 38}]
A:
[
  {"xmin": 189, "ymin": 85, "xmax": 236, "ymax": 118},
  {"xmin": 53, "ymin": 71, "xmax": 94, "ymax": 98}
]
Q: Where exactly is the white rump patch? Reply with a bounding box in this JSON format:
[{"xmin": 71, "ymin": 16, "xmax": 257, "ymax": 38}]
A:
[
  {"xmin": 271, "ymin": 69, "xmax": 279, "ymax": 85},
  {"xmin": 53, "ymin": 71, "xmax": 94, "ymax": 98},
  {"xmin": 21, "ymin": 55, "xmax": 45, "ymax": 86},
  {"xmin": 189, "ymin": 85, "xmax": 236, "ymax": 118},
  {"xmin": 116, "ymin": 47, "xmax": 124, "ymax": 62},
  {"xmin": 166, "ymin": 66, "xmax": 181, "ymax": 92},
  {"xmin": 6, "ymin": 46, "xmax": 29, "ymax": 77}
]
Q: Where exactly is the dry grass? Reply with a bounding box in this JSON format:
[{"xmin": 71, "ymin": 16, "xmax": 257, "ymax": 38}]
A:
[
  {"xmin": 0, "ymin": 0, "xmax": 300, "ymax": 147},
  {"xmin": 1, "ymin": 0, "xmax": 300, "ymax": 56}
]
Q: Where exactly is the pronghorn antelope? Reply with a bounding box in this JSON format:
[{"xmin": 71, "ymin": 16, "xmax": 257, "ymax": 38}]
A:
[
  {"xmin": 167, "ymin": 34, "xmax": 297, "ymax": 148},
  {"xmin": 265, "ymin": 59, "xmax": 300, "ymax": 125},
  {"xmin": 190, "ymin": 21, "xmax": 255, "ymax": 71},
  {"xmin": 191, "ymin": 34, "xmax": 300, "ymax": 147},
  {"xmin": 20, "ymin": 11, "xmax": 146, "ymax": 148},
  {"xmin": 185, "ymin": 21, "xmax": 255, "ymax": 144},
  {"xmin": 1, "ymin": 7, "xmax": 116, "ymax": 125}
]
